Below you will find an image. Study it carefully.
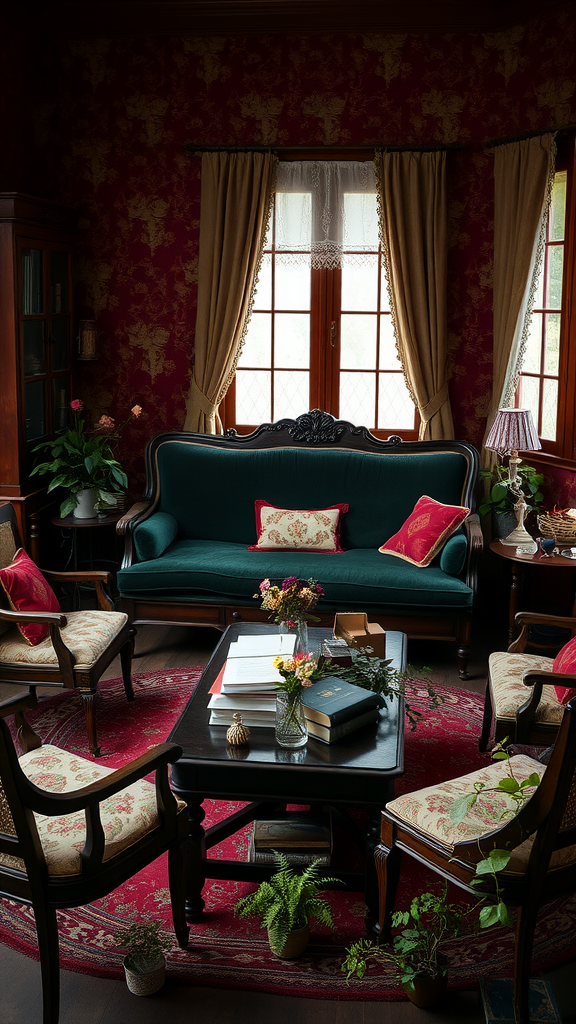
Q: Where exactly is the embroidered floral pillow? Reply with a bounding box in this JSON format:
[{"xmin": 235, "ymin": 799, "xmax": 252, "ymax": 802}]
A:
[
  {"xmin": 248, "ymin": 501, "xmax": 349, "ymax": 552},
  {"xmin": 0, "ymin": 548, "xmax": 61, "ymax": 646},
  {"xmin": 552, "ymin": 635, "xmax": 576, "ymax": 704},
  {"xmin": 379, "ymin": 495, "xmax": 470, "ymax": 568}
]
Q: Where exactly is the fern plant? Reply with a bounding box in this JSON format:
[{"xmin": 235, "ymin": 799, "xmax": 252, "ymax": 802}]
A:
[{"xmin": 235, "ymin": 852, "xmax": 340, "ymax": 951}]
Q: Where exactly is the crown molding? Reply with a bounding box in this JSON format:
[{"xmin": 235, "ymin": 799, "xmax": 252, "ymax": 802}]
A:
[{"xmin": 14, "ymin": 0, "xmax": 575, "ymax": 37}]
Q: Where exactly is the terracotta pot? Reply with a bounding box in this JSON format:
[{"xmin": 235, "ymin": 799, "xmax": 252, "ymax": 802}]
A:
[
  {"xmin": 402, "ymin": 971, "xmax": 448, "ymax": 1009},
  {"xmin": 268, "ymin": 923, "xmax": 309, "ymax": 959},
  {"xmin": 123, "ymin": 954, "xmax": 166, "ymax": 996}
]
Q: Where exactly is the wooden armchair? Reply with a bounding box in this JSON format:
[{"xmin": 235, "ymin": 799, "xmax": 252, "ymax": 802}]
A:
[
  {"xmin": 0, "ymin": 689, "xmax": 189, "ymax": 1024},
  {"xmin": 0, "ymin": 502, "xmax": 135, "ymax": 756},
  {"xmin": 479, "ymin": 610, "xmax": 576, "ymax": 751},
  {"xmin": 376, "ymin": 695, "xmax": 576, "ymax": 1024}
]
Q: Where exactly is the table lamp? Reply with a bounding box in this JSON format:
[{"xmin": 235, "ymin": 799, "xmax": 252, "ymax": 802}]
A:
[{"xmin": 484, "ymin": 408, "xmax": 542, "ymax": 547}]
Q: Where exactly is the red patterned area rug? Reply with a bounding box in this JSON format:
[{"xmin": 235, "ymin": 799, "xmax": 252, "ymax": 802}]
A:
[{"xmin": 1, "ymin": 670, "xmax": 575, "ymax": 1000}]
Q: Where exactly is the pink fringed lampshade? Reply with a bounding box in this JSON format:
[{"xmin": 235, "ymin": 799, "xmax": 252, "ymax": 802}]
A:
[{"xmin": 484, "ymin": 408, "xmax": 542, "ymax": 454}]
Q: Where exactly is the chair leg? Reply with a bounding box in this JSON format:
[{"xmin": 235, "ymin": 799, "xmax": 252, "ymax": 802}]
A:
[
  {"xmin": 479, "ymin": 678, "xmax": 494, "ymax": 752},
  {"xmin": 34, "ymin": 897, "xmax": 60, "ymax": 1024},
  {"xmin": 513, "ymin": 899, "xmax": 539, "ymax": 1024},
  {"xmin": 81, "ymin": 692, "xmax": 101, "ymax": 757},
  {"xmin": 375, "ymin": 816, "xmax": 402, "ymax": 943},
  {"xmin": 120, "ymin": 632, "xmax": 135, "ymax": 702},
  {"xmin": 168, "ymin": 842, "xmax": 190, "ymax": 950}
]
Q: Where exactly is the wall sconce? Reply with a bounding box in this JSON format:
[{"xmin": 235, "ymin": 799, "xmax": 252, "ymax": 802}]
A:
[{"xmin": 77, "ymin": 320, "xmax": 98, "ymax": 361}]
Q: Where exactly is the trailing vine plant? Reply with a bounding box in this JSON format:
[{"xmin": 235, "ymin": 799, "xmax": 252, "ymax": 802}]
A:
[{"xmin": 324, "ymin": 647, "xmax": 441, "ymax": 729}]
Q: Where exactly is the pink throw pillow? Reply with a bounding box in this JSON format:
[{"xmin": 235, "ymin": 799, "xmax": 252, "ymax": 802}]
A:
[
  {"xmin": 0, "ymin": 548, "xmax": 61, "ymax": 646},
  {"xmin": 247, "ymin": 500, "xmax": 349, "ymax": 552},
  {"xmin": 552, "ymin": 635, "xmax": 576, "ymax": 704},
  {"xmin": 379, "ymin": 495, "xmax": 470, "ymax": 568}
]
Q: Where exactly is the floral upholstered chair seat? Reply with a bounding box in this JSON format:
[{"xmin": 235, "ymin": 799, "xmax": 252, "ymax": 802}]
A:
[
  {"xmin": 0, "ymin": 610, "xmax": 129, "ymax": 668},
  {"xmin": 386, "ymin": 754, "xmax": 576, "ymax": 873},
  {"xmin": 0, "ymin": 743, "xmax": 186, "ymax": 876},
  {"xmin": 488, "ymin": 651, "xmax": 563, "ymax": 726}
]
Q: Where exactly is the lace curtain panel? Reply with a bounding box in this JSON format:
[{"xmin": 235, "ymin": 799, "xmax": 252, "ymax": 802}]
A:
[{"xmin": 275, "ymin": 161, "xmax": 378, "ymax": 268}]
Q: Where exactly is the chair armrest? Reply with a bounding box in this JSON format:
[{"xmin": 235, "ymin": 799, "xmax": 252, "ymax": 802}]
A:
[
  {"xmin": 509, "ymin": 612, "xmax": 576, "ymax": 653},
  {"xmin": 20, "ymin": 742, "xmax": 182, "ymax": 816},
  {"xmin": 117, "ymin": 501, "xmax": 154, "ymax": 570},
  {"xmin": 42, "ymin": 569, "xmax": 114, "ymax": 611},
  {"xmin": 0, "ymin": 691, "xmax": 38, "ymax": 719},
  {"xmin": 0, "ymin": 607, "xmax": 67, "ymax": 627}
]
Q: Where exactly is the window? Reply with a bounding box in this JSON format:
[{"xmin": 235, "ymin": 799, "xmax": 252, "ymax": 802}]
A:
[
  {"xmin": 224, "ymin": 160, "xmax": 417, "ymax": 437},
  {"xmin": 516, "ymin": 134, "xmax": 576, "ymax": 462}
]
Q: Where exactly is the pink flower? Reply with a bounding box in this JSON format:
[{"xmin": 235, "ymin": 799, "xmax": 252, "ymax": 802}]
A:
[
  {"xmin": 98, "ymin": 414, "xmax": 115, "ymax": 430},
  {"xmin": 131, "ymin": 404, "xmax": 143, "ymax": 417},
  {"xmin": 70, "ymin": 399, "xmax": 83, "ymax": 411},
  {"xmin": 285, "ymin": 618, "xmax": 297, "ymax": 629},
  {"xmin": 259, "ymin": 579, "xmax": 271, "ymax": 592}
]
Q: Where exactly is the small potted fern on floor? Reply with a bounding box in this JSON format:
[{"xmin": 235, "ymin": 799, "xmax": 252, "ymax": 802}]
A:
[
  {"xmin": 114, "ymin": 920, "xmax": 172, "ymax": 996},
  {"xmin": 235, "ymin": 852, "xmax": 340, "ymax": 958}
]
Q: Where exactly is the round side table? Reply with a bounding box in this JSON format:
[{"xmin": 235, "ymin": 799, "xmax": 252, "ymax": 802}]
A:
[
  {"xmin": 51, "ymin": 510, "xmax": 124, "ymax": 573},
  {"xmin": 490, "ymin": 539, "xmax": 576, "ymax": 644}
]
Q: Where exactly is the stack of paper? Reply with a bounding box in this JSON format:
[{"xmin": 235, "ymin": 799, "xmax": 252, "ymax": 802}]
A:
[{"xmin": 208, "ymin": 632, "xmax": 296, "ymax": 727}]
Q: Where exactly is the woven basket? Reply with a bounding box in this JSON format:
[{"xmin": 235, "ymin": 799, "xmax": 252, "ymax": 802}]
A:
[{"xmin": 537, "ymin": 511, "xmax": 576, "ymax": 546}]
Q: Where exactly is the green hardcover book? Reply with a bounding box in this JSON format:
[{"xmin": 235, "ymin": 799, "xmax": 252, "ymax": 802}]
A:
[
  {"xmin": 302, "ymin": 675, "xmax": 384, "ymax": 727},
  {"xmin": 306, "ymin": 707, "xmax": 380, "ymax": 744}
]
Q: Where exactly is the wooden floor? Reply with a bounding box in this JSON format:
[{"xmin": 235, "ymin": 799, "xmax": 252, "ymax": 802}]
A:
[{"xmin": 1, "ymin": 620, "xmax": 574, "ymax": 1024}]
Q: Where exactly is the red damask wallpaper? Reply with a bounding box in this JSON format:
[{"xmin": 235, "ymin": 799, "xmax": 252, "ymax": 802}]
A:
[{"xmin": 4, "ymin": 6, "xmax": 576, "ymax": 491}]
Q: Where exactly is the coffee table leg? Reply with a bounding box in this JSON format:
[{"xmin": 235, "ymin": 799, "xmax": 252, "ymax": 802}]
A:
[
  {"xmin": 184, "ymin": 795, "xmax": 206, "ymax": 923},
  {"xmin": 365, "ymin": 803, "xmax": 381, "ymax": 934}
]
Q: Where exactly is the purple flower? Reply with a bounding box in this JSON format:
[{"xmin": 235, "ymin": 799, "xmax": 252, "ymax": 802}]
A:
[{"xmin": 282, "ymin": 576, "xmax": 298, "ymax": 591}]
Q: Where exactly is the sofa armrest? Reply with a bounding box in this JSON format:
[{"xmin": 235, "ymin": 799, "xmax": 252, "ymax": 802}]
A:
[
  {"xmin": 133, "ymin": 512, "xmax": 179, "ymax": 561},
  {"xmin": 462, "ymin": 514, "xmax": 483, "ymax": 592},
  {"xmin": 117, "ymin": 500, "xmax": 153, "ymax": 569}
]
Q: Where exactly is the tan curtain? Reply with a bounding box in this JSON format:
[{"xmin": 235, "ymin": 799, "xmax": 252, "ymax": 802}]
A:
[
  {"xmin": 486, "ymin": 134, "xmax": 556, "ymax": 441},
  {"xmin": 375, "ymin": 150, "xmax": 453, "ymax": 440},
  {"xmin": 184, "ymin": 151, "xmax": 277, "ymax": 433}
]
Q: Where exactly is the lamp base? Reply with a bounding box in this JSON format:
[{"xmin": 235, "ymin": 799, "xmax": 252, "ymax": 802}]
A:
[{"xmin": 501, "ymin": 524, "xmax": 535, "ymax": 546}]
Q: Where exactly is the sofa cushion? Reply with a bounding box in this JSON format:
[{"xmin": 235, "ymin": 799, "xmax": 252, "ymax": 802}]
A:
[
  {"xmin": 379, "ymin": 495, "xmax": 470, "ymax": 567},
  {"xmin": 247, "ymin": 501, "xmax": 348, "ymax": 552},
  {"xmin": 152, "ymin": 441, "xmax": 470, "ymax": 550},
  {"xmin": 117, "ymin": 539, "xmax": 474, "ymax": 609},
  {"xmin": 134, "ymin": 512, "xmax": 179, "ymax": 561}
]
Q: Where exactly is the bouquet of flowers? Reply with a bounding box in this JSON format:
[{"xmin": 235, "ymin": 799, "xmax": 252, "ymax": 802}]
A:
[
  {"xmin": 273, "ymin": 652, "xmax": 324, "ymax": 698},
  {"xmin": 257, "ymin": 576, "xmax": 324, "ymax": 626}
]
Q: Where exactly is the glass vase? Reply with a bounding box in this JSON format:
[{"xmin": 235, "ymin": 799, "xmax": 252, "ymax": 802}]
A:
[
  {"xmin": 279, "ymin": 618, "xmax": 309, "ymax": 656},
  {"xmin": 275, "ymin": 691, "xmax": 308, "ymax": 748}
]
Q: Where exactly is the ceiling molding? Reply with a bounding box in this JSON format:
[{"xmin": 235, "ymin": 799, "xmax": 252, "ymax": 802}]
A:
[{"xmin": 18, "ymin": 0, "xmax": 575, "ymax": 37}]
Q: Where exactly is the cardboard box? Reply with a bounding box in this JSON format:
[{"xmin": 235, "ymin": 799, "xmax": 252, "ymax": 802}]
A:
[{"xmin": 333, "ymin": 612, "xmax": 386, "ymax": 659}]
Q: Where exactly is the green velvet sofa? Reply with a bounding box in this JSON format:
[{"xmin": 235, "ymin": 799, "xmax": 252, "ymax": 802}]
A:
[{"xmin": 117, "ymin": 410, "xmax": 482, "ymax": 677}]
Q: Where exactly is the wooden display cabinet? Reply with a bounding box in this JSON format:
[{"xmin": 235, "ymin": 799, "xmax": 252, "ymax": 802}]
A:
[{"xmin": 0, "ymin": 193, "xmax": 77, "ymax": 560}]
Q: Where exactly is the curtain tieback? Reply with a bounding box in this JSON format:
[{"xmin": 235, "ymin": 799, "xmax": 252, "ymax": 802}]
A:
[
  {"xmin": 189, "ymin": 377, "xmax": 218, "ymax": 417},
  {"xmin": 420, "ymin": 383, "xmax": 449, "ymax": 423}
]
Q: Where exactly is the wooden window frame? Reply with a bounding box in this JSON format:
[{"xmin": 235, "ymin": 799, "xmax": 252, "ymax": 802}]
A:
[
  {"xmin": 222, "ymin": 152, "xmax": 419, "ymax": 439},
  {"xmin": 519, "ymin": 131, "xmax": 576, "ymax": 472}
]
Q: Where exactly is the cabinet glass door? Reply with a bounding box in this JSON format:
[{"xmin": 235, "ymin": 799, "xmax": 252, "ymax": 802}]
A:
[
  {"xmin": 23, "ymin": 321, "xmax": 45, "ymax": 376},
  {"xmin": 21, "ymin": 248, "xmax": 44, "ymax": 314},
  {"xmin": 25, "ymin": 381, "xmax": 46, "ymax": 441},
  {"xmin": 50, "ymin": 251, "xmax": 69, "ymax": 313},
  {"xmin": 52, "ymin": 378, "xmax": 69, "ymax": 433},
  {"xmin": 52, "ymin": 319, "xmax": 69, "ymax": 371}
]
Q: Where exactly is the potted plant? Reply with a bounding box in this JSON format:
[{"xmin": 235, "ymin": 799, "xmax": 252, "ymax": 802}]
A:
[
  {"xmin": 326, "ymin": 646, "xmax": 441, "ymax": 730},
  {"xmin": 342, "ymin": 886, "xmax": 462, "ymax": 1008},
  {"xmin": 31, "ymin": 399, "xmax": 142, "ymax": 518},
  {"xmin": 114, "ymin": 919, "xmax": 172, "ymax": 996},
  {"xmin": 235, "ymin": 851, "xmax": 340, "ymax": 958},
  {"xmin": 479, "ymin": 463, "xmax": 544, "ymax": 539}
]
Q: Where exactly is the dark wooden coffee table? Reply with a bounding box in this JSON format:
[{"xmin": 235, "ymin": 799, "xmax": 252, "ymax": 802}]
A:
[{"xmin": 169, "ymin": 623, "xmax": 406, "ymax": 932}]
